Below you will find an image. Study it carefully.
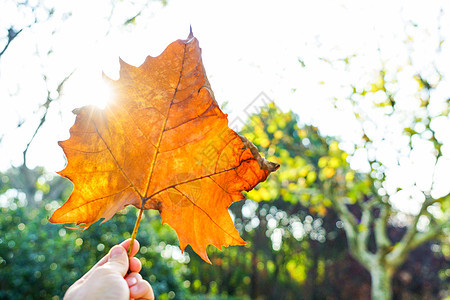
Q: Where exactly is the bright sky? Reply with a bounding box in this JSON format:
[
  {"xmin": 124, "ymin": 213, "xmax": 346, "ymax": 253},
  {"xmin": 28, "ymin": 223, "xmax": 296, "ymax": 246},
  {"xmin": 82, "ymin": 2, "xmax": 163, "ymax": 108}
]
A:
[{"xmin": 0, "ymin": 0, "xmax": 449, "ymax": 214}]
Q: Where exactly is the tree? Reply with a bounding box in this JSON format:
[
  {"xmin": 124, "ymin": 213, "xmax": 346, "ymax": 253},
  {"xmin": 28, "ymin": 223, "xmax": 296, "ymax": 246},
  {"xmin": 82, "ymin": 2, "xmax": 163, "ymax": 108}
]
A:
[
  {"xmin": 272, "ymin": 11, "xmax": 450, "ymax": 299},
  {"xmin": 315, "ymin": 23, "xmax": 450, "ymax": 296},
  {"xmin": 244, "ymin": 93, "xmax": 449, "ymax": 299},
  {"xmin": 330, "ymin": 69, "xmax": 449, "ymax": 299},
  {"xmin": 177, "ymin": 101, "xmax": 448, "ymax": 299}
]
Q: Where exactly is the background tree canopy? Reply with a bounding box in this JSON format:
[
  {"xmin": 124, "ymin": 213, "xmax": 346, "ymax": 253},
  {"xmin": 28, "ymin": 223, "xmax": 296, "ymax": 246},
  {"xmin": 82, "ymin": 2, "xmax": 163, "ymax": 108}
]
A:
[{"xmin": 0, "ymin": 0, "xmax": 449, "ymax": 299}]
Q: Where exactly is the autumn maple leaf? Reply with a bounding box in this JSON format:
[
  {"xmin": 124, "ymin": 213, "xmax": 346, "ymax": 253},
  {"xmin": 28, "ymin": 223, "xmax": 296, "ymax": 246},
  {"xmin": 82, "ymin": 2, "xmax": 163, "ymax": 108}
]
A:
[{"xmin": 49, "ymin": 31, "xmax": 279, "ymax": 263}]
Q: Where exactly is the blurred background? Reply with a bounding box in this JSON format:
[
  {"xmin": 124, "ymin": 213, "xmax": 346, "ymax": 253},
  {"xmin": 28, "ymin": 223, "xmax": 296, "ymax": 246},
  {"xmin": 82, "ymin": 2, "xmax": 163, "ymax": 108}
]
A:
[{"xmin": 0, "ymin": 0, "xmax": 449, "ymax": 299}]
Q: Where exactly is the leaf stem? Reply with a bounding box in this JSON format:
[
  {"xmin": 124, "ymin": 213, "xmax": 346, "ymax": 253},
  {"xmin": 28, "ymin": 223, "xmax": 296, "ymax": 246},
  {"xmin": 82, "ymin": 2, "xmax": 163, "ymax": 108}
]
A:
[{"xmin": 128, "ymin": 207, "xmax": 144, "ymax": 257}]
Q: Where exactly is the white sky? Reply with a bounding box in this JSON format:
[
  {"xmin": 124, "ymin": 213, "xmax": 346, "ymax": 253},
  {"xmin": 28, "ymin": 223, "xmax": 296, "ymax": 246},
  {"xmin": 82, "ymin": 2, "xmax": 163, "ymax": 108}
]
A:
[{"xmin": 0, "ymin": 0, "xmax": 449, "ymax": 214}]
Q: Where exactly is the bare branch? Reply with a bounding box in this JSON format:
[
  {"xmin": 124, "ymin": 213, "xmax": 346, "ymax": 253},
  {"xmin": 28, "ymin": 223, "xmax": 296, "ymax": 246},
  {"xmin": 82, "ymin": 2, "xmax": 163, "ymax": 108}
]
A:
[
  {"xmin": 374, "ymin": 204, "xmax": 391, "ymax": 252},
  {"xmin": 0, "ymin": 1, "xmax": 54, "ymax": 59},
  {"xmin": 409, "ymin": 217, "xmax": 447, "ymax": 249},
  {"xmin": 357, "ymin": 200, "xmax": 373, "ymax": 254},
  {"xmin": 333, "ymin": 197, "xmax": 375, "ymax": 268},
  {"xmin": 334, "ymin": 197, "xmax": 358, "ymax": 227},
  {"xmin": 0, "ymin": 28, "xmax": 24, "ymax": 58},
  {"xmin": 22, "ymin": 70, "xmax": 75, "ymax": 166},
  {"xmin": 387, "ymin": 195, "xmax": 446, "ymax": 267}
]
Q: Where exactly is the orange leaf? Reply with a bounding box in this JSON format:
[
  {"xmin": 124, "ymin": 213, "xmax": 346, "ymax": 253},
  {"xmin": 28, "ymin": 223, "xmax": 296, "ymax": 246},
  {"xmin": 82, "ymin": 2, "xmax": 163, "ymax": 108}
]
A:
[{"xmin": 49, "ymin": 31, "xmax": 279, "ymax": 263}]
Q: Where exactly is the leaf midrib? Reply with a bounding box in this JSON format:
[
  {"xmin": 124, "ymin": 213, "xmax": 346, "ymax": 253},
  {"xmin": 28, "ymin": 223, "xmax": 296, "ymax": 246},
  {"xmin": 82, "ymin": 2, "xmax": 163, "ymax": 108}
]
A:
[
  {"xmin": 143, "ymin": 41, "xmax": 189, "ymax": 200},
  {"xmin": 145, "ymin": 157, "xmax": 254, "ymax": 201}
]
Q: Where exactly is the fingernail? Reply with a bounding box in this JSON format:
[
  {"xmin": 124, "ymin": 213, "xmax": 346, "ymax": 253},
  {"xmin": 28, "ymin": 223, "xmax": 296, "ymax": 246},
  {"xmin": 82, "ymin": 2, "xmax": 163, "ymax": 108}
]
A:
[
  {"xmin": 110, "ymin": 246, "xmax": 124, "ymax": 258},
  {"xmin": 127, "ymin": 277, "xmax": 137, "ymax": 286}
]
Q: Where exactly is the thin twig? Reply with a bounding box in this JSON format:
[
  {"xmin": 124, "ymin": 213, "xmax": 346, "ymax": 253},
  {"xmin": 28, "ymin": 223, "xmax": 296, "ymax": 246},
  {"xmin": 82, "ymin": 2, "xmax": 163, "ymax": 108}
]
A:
[{"xmin": 0, "ymin": 28, "xmax": 24, "ymax": 57}]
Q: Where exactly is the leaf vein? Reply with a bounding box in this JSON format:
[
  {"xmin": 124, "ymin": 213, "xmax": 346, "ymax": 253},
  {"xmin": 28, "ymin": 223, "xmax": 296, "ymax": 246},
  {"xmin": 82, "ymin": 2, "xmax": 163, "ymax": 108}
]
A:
[
  {"xmin": 93, "ymin": 120, "xmax": 143, "ymax": 197},
  {"xmin": 56, "ymin": 185, "xmax": 132, "ymax": 219},
  {"xmin": 174, "ymin": 187, "xmax": 242, "ymax": 243},
  {"xmin": 147, "ymin": 157, "xmax": 255, "ymax": 200},
  {"xmin": 143, "ymin": 41, "xmax": 189, "ymax": 197}
]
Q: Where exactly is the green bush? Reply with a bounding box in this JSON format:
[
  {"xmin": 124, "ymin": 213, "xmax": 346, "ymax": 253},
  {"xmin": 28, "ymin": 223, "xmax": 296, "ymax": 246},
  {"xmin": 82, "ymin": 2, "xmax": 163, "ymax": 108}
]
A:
[{"xmin": 0, "ymin": 171, "xmax": 187, "ymax": 299}]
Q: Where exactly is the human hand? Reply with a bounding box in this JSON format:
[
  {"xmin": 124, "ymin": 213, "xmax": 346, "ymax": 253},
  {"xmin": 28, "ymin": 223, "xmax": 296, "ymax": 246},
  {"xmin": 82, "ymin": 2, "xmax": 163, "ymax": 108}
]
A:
[{"xmin": 64, "ymin": 239, "xmax": 154, "ymax": 300}]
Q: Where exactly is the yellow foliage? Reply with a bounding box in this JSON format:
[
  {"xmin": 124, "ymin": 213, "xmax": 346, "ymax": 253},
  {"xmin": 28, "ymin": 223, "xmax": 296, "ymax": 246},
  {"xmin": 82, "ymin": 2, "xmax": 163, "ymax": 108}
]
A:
[
  {"xmin": 414, "ymin": 74, "xmax": 425, "ymax": 91},
  {"xmin": 328, "ymin": 157, "xmax": 340, "ymax": 168},
  {"xmin": 254, "ymin": 124, "xmax": 265, "ymax": 135},
  {"xmin": 297, "ymin": 177, "xmax": 306, "ymax": 188},
  {"xmin": 247, "ymin": 189, "xmax": 261, "ymax": 202},
  {"xmin": 311, "ymin": 194, "xmax": 324, "ymax": 204},
  {"xmin": 316, "ymin": 204, "xmax": 327, "ymax": 217},
  {"xmin": 358, "ymin": 224, "xmax": 368, "ymax": 232},
  {"xmin": 267, "ymin": 124, "xmax": 277, "ymax": 133},
  {"xmin": 298, "ymin": 167, "xmax": 309, "ymax": 178},
  {"xmin": 306, "ymin": 172, "xmax": 317, "ymax": 184},
  {"xmin": 323, "ymin": 198, "xmax": 332, "ymax": 207},
  {"xmin": 370, "ymin": 76, "xmax": 386, "ymax": 92},
  {"xmin": 318, "ymin": 157, "xmax": 329, "ymax": 168},
  {"xmin": 267, "ymin": 155, "xmax": 281, "ymax": 165},
  {"xmin": 286, "ymin": 260, "xmax": 307, "ymax": 283},
  {"xmin": 330, "ymin": 141, "xmax": 339, "ymax": 152},
  {"xmin": 323, "ymin": 167, "xmax": 335, "ymax": 178},
  {"xmin": 260, "ymin": 138, "xmax": 270, "ymax": 148},
  {"xmin": 300, "ymin": 194, "xmax": 310, "ymax": 201},
  {"xmin": 36, "ymin": 182, "xmax": 50, "ymax": 194},
  {"xmin": 297, "ymin": 129, "xmax": 307, "ymax": 138},
  {"xmin": 288, "ymin": 183, "xmax": 297, "ymax": 191},
  {"xmin": 277, "ymin": 119, "xmax": 287, "ymax": 129},
  {"xmin": 345, "ymin": 172, "xmax": 355, "ymax": 182},
  {"xmin": 258, "ymin": 187, "xmax": 271, "ymax": 200},
  {"xmin": 274, "ymin": 130, "xmax": 283, "ymax": 139}
]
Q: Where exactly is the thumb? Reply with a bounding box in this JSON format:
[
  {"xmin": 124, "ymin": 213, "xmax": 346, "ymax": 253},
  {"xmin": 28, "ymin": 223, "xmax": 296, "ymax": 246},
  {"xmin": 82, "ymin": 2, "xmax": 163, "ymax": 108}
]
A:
[{"xmin": 104, "ymin": 245, "xmax": 129, "ymax": 276}]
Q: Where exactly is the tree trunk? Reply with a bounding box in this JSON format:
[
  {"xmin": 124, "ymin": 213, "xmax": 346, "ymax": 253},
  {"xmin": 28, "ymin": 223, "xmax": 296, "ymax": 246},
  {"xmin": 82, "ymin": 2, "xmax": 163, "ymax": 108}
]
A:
[{"xmin": 370, "ymin": 265, "xmax": 393, "ymax": 300}]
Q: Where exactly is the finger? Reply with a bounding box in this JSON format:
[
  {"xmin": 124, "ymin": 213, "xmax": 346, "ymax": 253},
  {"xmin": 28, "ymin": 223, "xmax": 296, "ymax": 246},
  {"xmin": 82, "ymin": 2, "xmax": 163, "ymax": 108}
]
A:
[
  {"xmin": 79, "ymin": 239, "xmax": 139, "ymax": 280},
  {"xmin": 89, "ymin": 239, "xmax": 139, "ymax": 269},
  {"xmin": 125, "ymin": 272, "xmax": 142, "ymax": 287},
  {"xmin": 119, "ymin": 238, "xmax": 140, "ymax": 257},
  {"xmin": 129, "ymin": 279, "xmax": 154, "ymax": 300},
  {"xmin": 129, "ymin": 257, "xmax": 142, "ymax": 273},
  {"xmin": 104, "ymin": 245, "xmax": 129, "ymax": 276}
]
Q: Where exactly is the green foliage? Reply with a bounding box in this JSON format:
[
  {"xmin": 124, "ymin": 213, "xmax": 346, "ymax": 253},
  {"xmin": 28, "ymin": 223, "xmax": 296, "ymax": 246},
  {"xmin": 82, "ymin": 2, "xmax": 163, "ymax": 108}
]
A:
[{"xmin": 0, "ymin": 168, "xmax": 187, "ymax": 300}]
